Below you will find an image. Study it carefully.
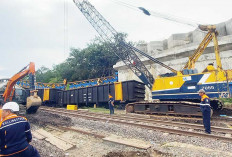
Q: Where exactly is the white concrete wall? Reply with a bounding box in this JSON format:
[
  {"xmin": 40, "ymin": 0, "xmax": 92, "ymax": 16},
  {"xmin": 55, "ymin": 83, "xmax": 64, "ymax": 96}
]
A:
[
  {"xmin": 163, "ymin": 39, "xmax": 168, "ymax": 50},
  {"xmin": 216, "ymin": 22, "xmax": 227, "ymax": 36},
  {"xmin": 226, "ymin": 18, "xmax": 232, "ymax": 35},
  {"xmin": 192, "ymin": 29, "xmax": 206, "ymax": 44},
  {"xmin": 147, "ymin": 41, "xmax": 163, "ymax": 55},
  {"xmin": 136, "ymin": 43, "xmax": 148, "ymax": 53},
  {"xmin": 167, "ymin": 33, "xmax": 190, "ymax": 49},
  {"xmin": 136, "ymin": 43, "xmax": 148, "ymax": 58}
]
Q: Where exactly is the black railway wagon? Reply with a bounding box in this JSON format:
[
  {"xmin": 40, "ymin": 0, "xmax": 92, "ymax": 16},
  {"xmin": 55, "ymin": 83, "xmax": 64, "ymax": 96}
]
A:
[
  {"xmin": 57, "ymin": 90, "xmax": 76, "ymax": 107},
  {"xmin": 40, "ymin": 88, "xmax": 61, "ymax": 106},
  {"xmin": 57, "ymin": 91, "xmax": 63, "ymax": 107},
  {"xmin": 37, "ymin": 89, "xmax": 44, "ymax": 101},
  {"xmin": 58, "ymin": 80, "xmax": 145, "ymax": 108},
  {"xmin": 122, "ymin": 80, "xmax": 145, "ymax": 102},
  {"xmin": 25, "ymin": 88, "xmax": 61, "ymax": 106}
]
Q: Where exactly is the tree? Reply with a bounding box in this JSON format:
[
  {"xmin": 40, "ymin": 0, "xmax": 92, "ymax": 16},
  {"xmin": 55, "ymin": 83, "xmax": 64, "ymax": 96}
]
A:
[
  {"xmin": 36, "ymin": 33, "xmax": 130, "ymax": 83},
  {"xmin": 36, "ymin": 66, "xmax": 55, "ymax": 83}
]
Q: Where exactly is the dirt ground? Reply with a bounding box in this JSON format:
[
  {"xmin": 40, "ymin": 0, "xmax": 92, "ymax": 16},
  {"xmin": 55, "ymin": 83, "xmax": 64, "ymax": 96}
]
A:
[
  {"xmin": 103, "ymin": 151, "xmax": 150, "ymax": 157},
  {"xmin": 27, "ymin": 111, "xmax": 73, "ymax": 127}
]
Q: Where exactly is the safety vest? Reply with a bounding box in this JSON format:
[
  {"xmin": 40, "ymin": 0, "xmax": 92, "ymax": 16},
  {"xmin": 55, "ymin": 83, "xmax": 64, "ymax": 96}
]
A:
[
  {"xmin": 0, "ymin": 109, "xmax": 2, "ymax": 121},
  {"xmin": 0, "ymin": 114, "xmax": 31, "ymax": 156},
  {"xmin": 200, "ymin": 94, "xmax": 210, "ymax": 106}
]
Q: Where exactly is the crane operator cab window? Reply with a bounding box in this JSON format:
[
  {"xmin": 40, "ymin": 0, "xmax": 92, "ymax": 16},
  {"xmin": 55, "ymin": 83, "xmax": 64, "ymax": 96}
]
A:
[{"xmin": 183, "ymin": 68, "xmax": 198, "ymax": 75}]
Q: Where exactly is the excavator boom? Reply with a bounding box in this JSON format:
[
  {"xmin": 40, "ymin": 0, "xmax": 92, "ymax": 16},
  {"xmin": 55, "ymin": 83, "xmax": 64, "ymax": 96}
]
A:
[
  {"xmin": 3, "ymin": 62, "xmax": 35, "ymax": 102},
  {"xmin": 2, "ymin": 62, "xmax": 41, "ymax": 114}
]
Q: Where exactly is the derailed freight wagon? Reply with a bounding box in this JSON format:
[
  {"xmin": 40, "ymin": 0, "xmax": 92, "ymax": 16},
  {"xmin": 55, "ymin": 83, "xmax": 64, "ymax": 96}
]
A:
[{"xmin": 57, "ymin": 80, "xmax": 145, "ymax": 108}]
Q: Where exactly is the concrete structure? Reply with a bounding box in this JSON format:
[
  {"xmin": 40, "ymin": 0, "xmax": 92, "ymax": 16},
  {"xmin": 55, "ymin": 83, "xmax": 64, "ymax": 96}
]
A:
[
  {"xmin": 147, "ymin": 41, "xmax": 164, "ymax": 55},
  {"xmin": 226, "ymin": 19, "xmax": 232, "ymax": 35},
  {"xmin": 114, "ymin": 18, "xmax": 232, "ymax": 100},
  {"xmin": 168, "ymin": 33, "xmax": 190, "ymax": 49}
]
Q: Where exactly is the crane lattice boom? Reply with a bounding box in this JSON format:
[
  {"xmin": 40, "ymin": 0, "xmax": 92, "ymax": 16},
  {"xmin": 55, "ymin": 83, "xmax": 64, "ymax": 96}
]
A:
[
  {"xmin": 73, "ymin": 0, "xmax": 155, "ymax": 88},
  {"xmin": 73, "ymin": 0, "xmax": 179, "ymax": 88}
]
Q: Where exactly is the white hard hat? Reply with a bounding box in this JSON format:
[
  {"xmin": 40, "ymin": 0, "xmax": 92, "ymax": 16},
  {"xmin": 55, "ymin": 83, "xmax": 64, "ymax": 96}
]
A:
[
  {"xmin": 2, "ymin": 102, "xmax": 19, "ymax": 112},
  {"xmin": 198, "ymin": 89, "xmax": 206, "ymax": 93}
]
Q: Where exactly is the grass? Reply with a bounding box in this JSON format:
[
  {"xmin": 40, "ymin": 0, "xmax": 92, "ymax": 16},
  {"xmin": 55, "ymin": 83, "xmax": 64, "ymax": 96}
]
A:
[
  {"xmin": 79, "ymin": 106, "xmax": 126, "ymax": 114},
  {"xmin": 79, "ymin": 106, "xmax": 110, "ymax": 114},
  {"xmin": 88, "ymin": 107, "xmax": 110, "ymax": 114},
  {"xmin": 220, "ymin": 98, "xmax": 232, "ymax": 107}
]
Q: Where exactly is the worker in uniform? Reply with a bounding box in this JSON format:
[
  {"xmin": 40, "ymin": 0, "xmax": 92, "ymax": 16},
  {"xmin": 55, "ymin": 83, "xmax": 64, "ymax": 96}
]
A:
[
  {"xmin": 198, "ymin": 89, "xmax": 211, "ymax": 134},
  {"xmin": 63, "ymin": 78, "xmax": 67, "ymax": 90},
  {"xmin": 0, "ymin": 102, "xmax": 40, "ymax": 157},
  {"xmin": 0, "ymin": 100, "xmax": 3, "ymax": 121},
  {"xmin": 108, "ymin": 94, "xmax": 114, "ymax": 115}
]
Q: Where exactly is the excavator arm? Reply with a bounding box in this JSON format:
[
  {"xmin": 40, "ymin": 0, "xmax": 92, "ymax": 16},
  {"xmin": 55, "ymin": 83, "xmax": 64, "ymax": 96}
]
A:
[{"xmin": 3, "ymin": 62, "xmax": 35, "ymax": 102}]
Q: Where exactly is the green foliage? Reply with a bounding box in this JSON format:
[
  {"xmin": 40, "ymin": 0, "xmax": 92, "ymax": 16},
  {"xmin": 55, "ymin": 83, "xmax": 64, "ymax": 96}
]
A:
[
  {"xmin": 36, "ymin": 66, "xmax": 56, "ymax": 83},
  {"xmin": 220, "ymin": 98, "xmax": 232, "ymax": 107},
  {"xmin": 220, "ymin": 98, "xmax": 232, "ymax": 103},
  {"xmin": 36, "ymin": 35, "xmax": 125, "ymax": 83}
]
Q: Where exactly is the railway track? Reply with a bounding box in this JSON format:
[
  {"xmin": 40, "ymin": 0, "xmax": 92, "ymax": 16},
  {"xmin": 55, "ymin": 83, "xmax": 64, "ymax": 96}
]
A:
[
  {"xmin": 39, "ymin": 106, "xmax": 232, "ymax": 142},
  {"xmin": 51, "ymin": 107, "xmax": 232, "ymax": 134}
]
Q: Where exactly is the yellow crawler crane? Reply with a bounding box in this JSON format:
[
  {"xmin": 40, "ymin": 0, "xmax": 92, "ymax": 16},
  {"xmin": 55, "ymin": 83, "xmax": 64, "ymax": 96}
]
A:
[
  {"xmin": 127, "ymin": 25, "xmax": 232, "ymax": 116},
  {"xmin": 73, "ymin": 0, "xmax": 231, "ymax": 116}
]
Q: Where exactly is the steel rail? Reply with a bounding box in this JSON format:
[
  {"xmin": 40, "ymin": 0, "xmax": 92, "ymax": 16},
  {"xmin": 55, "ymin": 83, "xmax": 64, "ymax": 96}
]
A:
[{"xmin": 39, "ymin": 107, "xmax": 232, "ymax": 142}]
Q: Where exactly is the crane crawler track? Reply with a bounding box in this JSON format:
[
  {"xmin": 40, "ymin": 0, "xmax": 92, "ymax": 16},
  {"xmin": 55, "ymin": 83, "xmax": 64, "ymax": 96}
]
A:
[{"xmin": 125, "ymin": 100, "xmax": 223, "ymax": 117}]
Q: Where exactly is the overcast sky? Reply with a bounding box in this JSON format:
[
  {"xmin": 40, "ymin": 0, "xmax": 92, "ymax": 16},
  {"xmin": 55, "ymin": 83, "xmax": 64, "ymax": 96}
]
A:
[{"xmin": 0, "ymin": 0, "xmax": 231, "ymax": 79}]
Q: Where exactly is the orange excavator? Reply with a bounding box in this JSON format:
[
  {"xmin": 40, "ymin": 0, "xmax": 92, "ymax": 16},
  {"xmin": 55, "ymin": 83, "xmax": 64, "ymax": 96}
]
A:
[{"xmin": 2, "ymin": 62, "xmax": 41, "ymax": 114}]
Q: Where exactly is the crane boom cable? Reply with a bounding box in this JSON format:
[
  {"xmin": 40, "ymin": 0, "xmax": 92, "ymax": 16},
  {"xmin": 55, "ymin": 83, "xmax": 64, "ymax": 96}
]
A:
[
  {"xmin": 111, "ymin": 0, "xmax": 137, "ymax": 8},
  {"xmin": 108, "ymin": 0, "xmax": 199, "ymax": 27},
  {"xmin": 149, "ymin": 10, "xmax": 198, "ymax": 27},
  {"xmin": 108, "ymin": 0, "xmax": 224, "ymax": 40},
  {"xmin": 110, "ymin": 0, "xmax": 138, "ymax": 10}
]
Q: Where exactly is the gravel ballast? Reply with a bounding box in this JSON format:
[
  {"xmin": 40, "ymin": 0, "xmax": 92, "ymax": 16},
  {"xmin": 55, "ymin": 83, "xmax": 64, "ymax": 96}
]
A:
[
  {"xmin": 70, "ymin": 115, "xmax": 232, "ymax": 157},
  {"xmin": 27, "ymin": 110, "xmax": 232, "ymax": 157}
]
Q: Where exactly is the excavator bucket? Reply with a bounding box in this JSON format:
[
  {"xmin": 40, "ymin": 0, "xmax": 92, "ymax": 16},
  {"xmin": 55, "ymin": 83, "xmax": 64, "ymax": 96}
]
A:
[{"xmin": 26, "ymin": 90, "xmax": 42, "ymax": 114}]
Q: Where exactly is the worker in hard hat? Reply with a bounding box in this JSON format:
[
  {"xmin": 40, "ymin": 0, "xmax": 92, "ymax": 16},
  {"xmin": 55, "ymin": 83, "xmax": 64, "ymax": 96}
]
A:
[
  {"xmin": 108, "ymin": 94, "xmax": 115, "ymax": 115},
  {"xmin": 198, "ymin": 89, "xmax": 211, "ymax": 134},
  {"xmin": 0, "ymin": 99, "xmax": 3, "ymax": 121},
  {"xmin": 0, "ymin": 102, "xmax": 40, "ymax": 157}
]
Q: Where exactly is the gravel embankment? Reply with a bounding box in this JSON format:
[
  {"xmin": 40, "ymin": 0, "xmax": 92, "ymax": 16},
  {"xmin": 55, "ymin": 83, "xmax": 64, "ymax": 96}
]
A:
[
  {"xmin": 27, "ymin": 111, "xmax": 153, "ymax": 157},
  {"xmin": 71, "ymin": 115, "xmax": 232, "ymax": 157}
]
